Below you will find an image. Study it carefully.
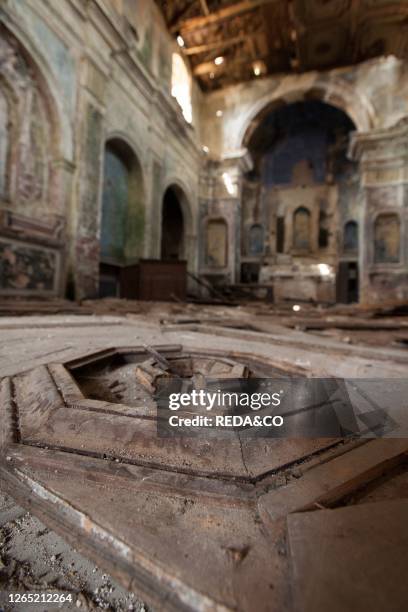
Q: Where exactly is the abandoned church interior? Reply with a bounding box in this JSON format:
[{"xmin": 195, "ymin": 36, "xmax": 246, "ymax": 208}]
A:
[{"xmin": 1, "ymin": 1, "xmax": 408, "ymax": 611}]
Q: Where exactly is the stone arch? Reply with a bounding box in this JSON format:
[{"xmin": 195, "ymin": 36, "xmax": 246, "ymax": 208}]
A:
[
  {"xmin": 100, "ymin": 137, "xmax": 145, "ymax": 264},
  {"xmin": 161, "ymin": 177, "xmax": 194, "ymax": 235},
  {"xmin": 239, "ymin": 80, "xmax": 374, "ymax": 155},
  {"xmin": 104, "ymin": 130, "xmax": 146, "ymax": 179},
  {"xmin": 0, "ymin": 20, "xmax": 71, "ymax": 163},
  {"xmin": 0, "ymin": 22, "xmax": 68, "ymax": 214},
  {"xmin": 248, "ymin": 223, "xmax": 264, "ymax": 256},
  {"xmin": 160, "ymin": 178, "xmax": 195, "ymax": 267},
  {"xmin": 343, "ymin": 220, "xmax": 359, "ymax": 253},
  {"xmin": 161, "ymin": 185, "xmax": 185, "ymax": 260}
]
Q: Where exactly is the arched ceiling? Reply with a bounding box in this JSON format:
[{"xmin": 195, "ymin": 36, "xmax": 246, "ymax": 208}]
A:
[
  {"xmin": 154, "ymin": 0, "xmax": 408, "ymax": 91},
  {"xmin": 246, "ymin": 99, "xmax": 355, "ymax": 174}
]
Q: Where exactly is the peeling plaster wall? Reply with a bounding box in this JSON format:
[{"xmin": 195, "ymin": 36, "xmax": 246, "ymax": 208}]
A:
[
  {"xmin": 0, "ymin": 0, "xmax": 202, "ymax": 299},
  {"xmin": 239, "ymin": 102, "xmax": 360, "ymax": 303},
  {"xmin": 2, "ymin": 0, "xmax": 408, "ymax": 304},
  {"xmin": 200, "ymin": 56, "xmax": 408, "ymax": 159},
  {"xmin": 199, "ymin": 57, "xmax": 408, "ymax": 304}
]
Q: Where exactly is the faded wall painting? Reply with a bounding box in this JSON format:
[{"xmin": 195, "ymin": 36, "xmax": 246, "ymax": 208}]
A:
[
  {"xmin": 101, "ymin": 148, "xmax": 129, "ymax": 261},
  {"xmin": 259, "ymin": 102, "xmax": 355, "ymax": 188},
  {"xmin": 0, "ymin": 239, "xmax": 58, "ymax": 292},
  {"xmin": 374, "ymin": 214, "xmax": 400, "ymax": 263},
  {"xmin": 206, "ymin": 219, "xmax": 228, "ymax": 267},
  {"xmin": 0, "ymin": 26, "xmax": 52, "ymax": 212},
  {"xmin": 100, "ymin": 139, "xmax": 145, "ymax": 264}
]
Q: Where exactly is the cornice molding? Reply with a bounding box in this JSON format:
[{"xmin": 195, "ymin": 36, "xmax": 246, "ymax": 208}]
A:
[{"xmin": 350, "ymin": 118, "xmax": 408, "ymax": 160}]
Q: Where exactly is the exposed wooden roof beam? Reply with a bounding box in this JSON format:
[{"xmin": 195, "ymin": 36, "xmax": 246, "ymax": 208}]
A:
[
  {"xmin": 172, "ymin": 0, "xmax": 279, "ymax": 33},
  {"xmin": 184, "ymin": 34, "xmax": 248, "ymax": 55},
  {"xmin": 193, "ymin": 51, "xmax": 268, "ymax": 76},
  {"xmin": 168, "ymin": 0, "xmax": 198, "ymax": 29},
  {"xmin": 199, "ymin": 0, "xmax": 210, "ymax": 16},
  {"xmin": 193, "ymin": 60, "xmax": 223, "ymax": 76}
]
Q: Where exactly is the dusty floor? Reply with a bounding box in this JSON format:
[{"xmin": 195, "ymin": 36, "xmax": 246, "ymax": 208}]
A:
[
  {"xmin": 0, "ymin": 492, "xmax": 147, "ymax": 612},
  {"xmin": 1, "ymin": 297, "xmax": 408, "ymax": 611}
]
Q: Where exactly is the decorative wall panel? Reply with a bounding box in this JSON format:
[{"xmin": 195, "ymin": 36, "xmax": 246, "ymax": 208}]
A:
[{"xmin": 0, "ymin": 238, "xmax": 59, "ymax": 294}]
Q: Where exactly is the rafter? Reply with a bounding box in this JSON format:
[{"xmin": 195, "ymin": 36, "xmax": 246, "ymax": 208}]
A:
[
  {"xmin": 183, "ymin": 34, "xmax": 248, "ymax": 55},
  {"xmin": 193, "ymin": 50, "xmax": 268, "ymax": 76},
  {"xmin": 172, "ymin": 0, "xmax": 280, "ymax": 33},
  {"xmin": 199, "ymin": 0, "xmax": 210, "ymax": 17},
  {"xmin": 168, "ymin": 0, "xmax": 198, "ymax": 29},
  {"xmin": 193, "ymin": 60, "xmax": 223, "ymax": 77}
]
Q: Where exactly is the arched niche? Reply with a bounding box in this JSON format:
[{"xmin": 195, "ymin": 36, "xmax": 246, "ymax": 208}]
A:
[
  {"xmin": 248, "ymin": 223, "xmax": 264, "ymax": 256},
  {"xmin": 374, "ymin": 213, "xmax": 400, "ymax": 264},
  {"xmin": 161, "ymin": 185, "xmax": 186, "ymax": 260},
  {"xmin": 100, "ymin": 137, "xmax": 145, "ymax": 265},
  {"xmin": 206, "ymin": 218, "xmax": 228, "ymax": 268},
  {"xmin": 293, "ymin": 207, "xmax": 311, "ymax": 252},
  {"xmin": 343, "ymin": 220, "xmax": 359, "ymax": 253},
  {"xmin": 242, "ymin": 99, "xmax": 357, "ymax": 269}
]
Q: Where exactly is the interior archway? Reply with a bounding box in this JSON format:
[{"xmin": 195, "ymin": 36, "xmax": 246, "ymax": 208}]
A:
[
  {"xmin": 241, "ymin": 99, "xmax": 359, "ymax": 304},
  {"xmin": 240, "ymin": 83, "xmax": 373, "ymax": 153},
  {"xmin": 99, "ymin": 138, "xmax": 144, "ymax": 297},
  {"xmin": 161, "ymin": 185, "xmax": 186, "ymax": 261}
]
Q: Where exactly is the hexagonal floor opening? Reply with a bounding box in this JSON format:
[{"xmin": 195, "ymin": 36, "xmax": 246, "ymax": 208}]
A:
[{"xmin": 69, "ymin": 346, "xmax": 292, "ymax": 406}]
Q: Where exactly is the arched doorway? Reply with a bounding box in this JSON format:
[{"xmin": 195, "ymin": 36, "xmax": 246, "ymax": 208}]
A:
[
  {"xmin": 99, "ymin": 138, "xmax": 144, "ymax": 297},
  {"xmin": 161, "ymin": 186, "xmax": 185, "ymax": 260},
  {"xmin": 241, "ymin": 99, "xmax": 358, "ymax": 303}
]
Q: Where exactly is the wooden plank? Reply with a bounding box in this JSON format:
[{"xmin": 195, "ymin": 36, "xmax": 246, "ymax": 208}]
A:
[
  {"xmin": 4, "ymin": 444, "xmax": 254, "ymax": 507},
  {"xmin": 48, "ymin": 362, "xmax": 85, "ymax": 403},
  {"xmin": 174, "ymin": 0, "xmax": 278, "ymax": 33},
  {"xmin": 65, "ymin": 398, "xmax": 157, "ymax": 419},
  {"xmin": 258, "ymin": 439, "xmax": 408, "ymax": 522},
  {"xmin": 287, "ymin": 500, "xmax": 408, "ymax": 612},
  {"xmin": 65, "ymin": 345, "xmax": 182, "ymax": 370},
  {"xmin": 0, "ymin": 445, "xmax": 282, "ymax": 612},
  {"xmin": 11, "ymin": 357, "xmax": 346, "ymax": 481},
  {"xmin": 13, "ymin": 366, "xmax": 66, "ymax": 441},
  {"xmin": 199, "ymin": 0, "xmax": 210, "ymax": 16},
  {"xmin": 240, "ymin": 437, "xmax": 341, "ymax": 480},
  {"xmin": 283, "ymin": 317, "xmax": 408, "ymax": 331},
  {"xmin": 14, "ymin": 366, "xmax": 249, "ymax": 479},
  {"xmin": 184, "ymin": 35, "xmax": 247, "ymax": 55},
  {"xmin": 168, "ymin": 324, "xmax": 408, "ymax": 366}
]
